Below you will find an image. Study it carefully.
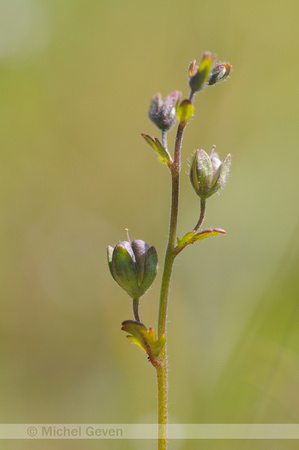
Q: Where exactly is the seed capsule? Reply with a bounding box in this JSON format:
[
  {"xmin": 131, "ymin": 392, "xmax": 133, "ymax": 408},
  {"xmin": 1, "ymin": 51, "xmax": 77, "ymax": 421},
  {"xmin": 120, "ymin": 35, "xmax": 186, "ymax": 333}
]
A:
[{"xmin": 107, "ymin": 238, "xmax": 158, "ymax": 299}]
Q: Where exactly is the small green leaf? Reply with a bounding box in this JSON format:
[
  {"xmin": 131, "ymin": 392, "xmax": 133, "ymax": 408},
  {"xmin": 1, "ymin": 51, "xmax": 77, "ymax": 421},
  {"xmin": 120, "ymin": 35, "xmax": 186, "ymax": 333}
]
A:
[
  {"xmin": 177, "ymin": 231, "xmax": 196, "ymax": 250},
  {"xmin": 191, "ymin": 228, "xmax": 226, "ymax": 243},
  {"xmin": 126, "ymin": 335, "xmax": 147, "ymax": 351},
  {"xmin": 141, "ymin": 133, "xmax": 157, "ymax": 151},
  {"xmin": 176, "ymin": 100, "xmax": 194, "ymax": 125},
  {"xmin": 141, "ymin": 134, "xmax": 172, "ymax": 165},
  {"xmin": 121, "ymin": 320, "xmax": 150, "ymax": 353},
  {"xmin": 146, "ymin": 327, "xmax": 166, "ymax": 358},
  {"xmin": 121, "ymin": 320, "xmax": 165, "ymax": 364},
  {"xmin": 175, "ymin": 228, "xmax": 225, "ymax": 255},
  {"xmin": 154, "ymin": 138, "xmax": 172, "ymax": 165}
]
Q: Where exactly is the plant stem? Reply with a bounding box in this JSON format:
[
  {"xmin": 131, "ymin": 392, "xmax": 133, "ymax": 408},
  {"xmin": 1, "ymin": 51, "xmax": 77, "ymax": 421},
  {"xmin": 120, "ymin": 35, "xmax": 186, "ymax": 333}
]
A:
[
  {"xmin": 156, "ymin": 122, "xmax": 185, "ymax": 449},
  {"xmin": 156, "ymin": 362, "xmax": 168, "ymax": 449},
  {"xmin": 193, "ymin": 198, "xmax": 206, "ymax": 232},
  {"xmin": 132, "ymin": 298, "xmax": 140, "ymax": 322},
  {"xmin": 158, "ymin": 122, "xmax": 185, "ymax": 336},
  {"xmin": 161, "ymin": 129, "xmax": 168, "ymax": 152}
]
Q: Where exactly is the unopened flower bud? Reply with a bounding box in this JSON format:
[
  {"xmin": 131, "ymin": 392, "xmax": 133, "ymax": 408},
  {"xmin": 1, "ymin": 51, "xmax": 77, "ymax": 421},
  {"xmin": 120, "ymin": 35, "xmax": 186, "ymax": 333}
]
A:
[
  {"xmin": 107, "ymin": 238, "xmax": 158, "ymax": 300},
  {"xmin": 207, "ymin": 63, "xmax": 232, "ymax": 86},
  {"xmin": 188, "ymin": 60, "xmax": 198, "ymax": 77},
  {"xmin": 188, "ymin": 52, "xmax": 215, "ymax": 93},
  {"xmin": 148, "ymin": 91, "xmax": 181, "ymax": 131},
  {"xmin": 189, "ymin": 148, "xmax": 231, "ymax": 199}
]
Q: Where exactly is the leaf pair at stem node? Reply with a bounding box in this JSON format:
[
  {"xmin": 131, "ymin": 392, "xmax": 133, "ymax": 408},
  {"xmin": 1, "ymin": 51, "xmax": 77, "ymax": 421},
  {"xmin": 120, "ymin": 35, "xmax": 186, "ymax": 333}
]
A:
[{"xmin": 121, "ymin": 320, "xmax": 165, "ymax": 367}]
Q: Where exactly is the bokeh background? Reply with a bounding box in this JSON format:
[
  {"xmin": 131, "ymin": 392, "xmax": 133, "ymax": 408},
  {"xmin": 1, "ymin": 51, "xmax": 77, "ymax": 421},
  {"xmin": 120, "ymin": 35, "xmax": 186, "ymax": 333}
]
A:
[{"xmin": 0, "ymin": 0, "xmax": 298, "ymax": 449}]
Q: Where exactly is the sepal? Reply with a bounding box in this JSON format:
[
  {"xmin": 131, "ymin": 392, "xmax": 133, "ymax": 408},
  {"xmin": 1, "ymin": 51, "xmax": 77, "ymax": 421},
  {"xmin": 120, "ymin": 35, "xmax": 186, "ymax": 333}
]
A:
[
  {"xmin": 207, "ymin": 62, "xmax": 232, "ymax": 86},
  {"xmin": 107, "ymin": 245, "xmax": 115, "ymax": 280},
  {"xmin": 188, "ymin": 52, "xmax": 215, "ymax": 93},
  {"xmin": 108, "ymin": 235, "xmax": 158, "ymax": 300},
  {"xmin": 112, "ymin": 242, "xmax": 139, "ymax": 298},
  {"xmin": 189, "ymin": 148, "xmax": 231, "ymax": 199},
  {"xmin": 139, "ymin": 246, "xmax": 159, "ymax": 294}
]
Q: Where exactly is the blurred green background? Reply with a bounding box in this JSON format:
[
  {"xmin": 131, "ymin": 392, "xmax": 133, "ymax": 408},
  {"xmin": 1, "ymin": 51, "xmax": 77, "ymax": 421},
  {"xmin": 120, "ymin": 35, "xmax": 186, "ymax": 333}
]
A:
[{"xmin": 0, "ymin": 0, "xmax": 298, "ymax": 449}]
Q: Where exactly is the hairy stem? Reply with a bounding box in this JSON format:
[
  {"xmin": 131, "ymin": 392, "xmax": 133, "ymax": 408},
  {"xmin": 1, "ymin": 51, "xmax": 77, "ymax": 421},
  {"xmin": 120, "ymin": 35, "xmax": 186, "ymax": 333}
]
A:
[
  {"xmin": 156, "ymin": 122, "xmax": 185, "ymax": 449},
  {"xmin": 156, "ymin": 362, "xmax": 168, "ymax": 449},
  {"xmin": 158, "ymin": 123, "xmax": 185, "ymax": 336}
]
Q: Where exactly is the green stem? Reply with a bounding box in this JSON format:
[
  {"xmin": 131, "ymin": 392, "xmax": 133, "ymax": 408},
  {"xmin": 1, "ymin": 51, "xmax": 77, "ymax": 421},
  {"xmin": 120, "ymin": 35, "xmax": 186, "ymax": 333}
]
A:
[
  {"xmin": 156, "ymin": 362, "xmax": 168, "ymax": 449},
  {"xmin": 156, "ymin": 122, "xmax": 185, "ymax": 450},
  {"xmin": 161, "ymin": 129, "xmax": 168, "ymax": 152},
  {"xmin": 158, "ymin": 123, "xmax": 185, "ymax": 336},
  {"xmin": 132, "ymin": 298, "xmax": 140, "ymax": 322}
]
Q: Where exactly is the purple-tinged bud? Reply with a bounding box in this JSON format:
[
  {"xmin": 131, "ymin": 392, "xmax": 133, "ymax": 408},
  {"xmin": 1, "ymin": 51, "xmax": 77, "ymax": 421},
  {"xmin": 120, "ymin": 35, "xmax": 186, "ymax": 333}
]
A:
[
  {"xmin": 207, "ymin": 62, "xmax": 232, "ymax": 86},
  {"xmin": 107, "ymin": 238, "xmax": 158, "ymax": 300},
  {"xmin": 189, "ymin": 148, "xmax": 231, "ymax": 199},
  {"xmin": 188, "ymin": 52, "xmax": 215, "ymax": 93},
  {"xmin": 148, "ymin": 91, "xmax": 181, "ymax": 131},
  {"xmin": 188, "ymin": 60, "xmax": 198, "ymax": 77}
]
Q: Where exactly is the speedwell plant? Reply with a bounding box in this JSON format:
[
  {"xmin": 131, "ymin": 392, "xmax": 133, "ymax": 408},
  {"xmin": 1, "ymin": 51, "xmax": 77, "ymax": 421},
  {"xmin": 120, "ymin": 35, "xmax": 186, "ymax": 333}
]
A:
[{"xmin": 107, "ymin": 51, "xmax": 232, "ymax": 449}]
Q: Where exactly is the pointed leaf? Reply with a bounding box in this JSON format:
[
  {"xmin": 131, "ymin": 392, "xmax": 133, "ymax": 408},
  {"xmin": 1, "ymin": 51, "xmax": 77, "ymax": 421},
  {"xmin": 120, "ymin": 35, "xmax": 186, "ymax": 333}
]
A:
[
  {"xmin": 191, "ymin": 228, "xmax": 226, "ymax": 243},
  {"xmin": 141, "ymin": 133, "xmax": 157, "ymax": 151},
  {"xmin": 127, "ymin": 335, "xmax": 147, "ymax": 351},
  {"xmin": 154, "ymin": 138, "xmax": 172, "ymax": 165},
  {"xmin": 121, "ymin": 320, "xmax": 166, "ymax": 362},
  {"xmin": 177, "ymin": 231, "xmax": 196, "ymax": 250},
  {"xmin": 174, "ymin": 228, "xmax": 226, "ymax": 255},
  {"xmin": 122, "ymin": 320, "xmax": 148, "ymax": 353},
  {"xmin": 141, "ymin": 134, "xmax": 171, "ymax": 165}
]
